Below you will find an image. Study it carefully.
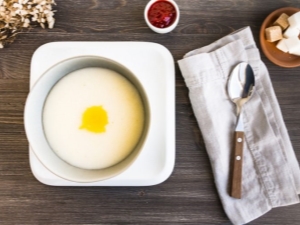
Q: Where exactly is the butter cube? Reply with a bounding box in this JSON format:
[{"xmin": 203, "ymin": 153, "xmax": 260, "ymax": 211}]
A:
[
  {"xmin": 276, "ymin": 39, "xmax": 288, "ymax": 53},
  {"xmin": 274, "ymin": 13, "xmax": 289, "ymax": 30},
  {"xmin": 285, "ymin": 36, "xmax": 300, "ymax": 54},
  {"xmin": 283, "ymin": 27, "xmax": 300, "ymax": 38},
  {"xmin": 290, "ymin": 47, "xmax": 300, "ymax": 56},
  {"xmin": 265, "ymin": 26, "xmax": 283, "ymax": 42},
  {"xmin": 288, "ymin": 12, "xmax": 300, "ymax": 28}
]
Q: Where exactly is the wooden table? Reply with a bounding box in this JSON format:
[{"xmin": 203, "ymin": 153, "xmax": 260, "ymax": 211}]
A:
[{"xmin": 1, "ymin": 0, "xmax": 300, "ymax": 224}]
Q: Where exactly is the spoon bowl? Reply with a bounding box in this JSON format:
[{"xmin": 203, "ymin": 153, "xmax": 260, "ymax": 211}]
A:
[{"xmin": 228, "ymin": 62, "xmax": 255, "ymax": 113}]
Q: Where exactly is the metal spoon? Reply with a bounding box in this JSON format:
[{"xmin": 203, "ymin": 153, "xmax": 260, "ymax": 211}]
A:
[{"xmin": 227, "ymin": 62, "xmax": 255, "ymax": 199}]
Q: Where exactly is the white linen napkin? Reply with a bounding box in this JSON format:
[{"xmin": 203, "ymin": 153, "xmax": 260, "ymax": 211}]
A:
[{"xmin": 178, "ymin": 26, "xmax": 300, "ymax": 225}]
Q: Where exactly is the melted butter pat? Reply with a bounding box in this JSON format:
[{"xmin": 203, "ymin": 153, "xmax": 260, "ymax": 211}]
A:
[{"xmin": 80, "ymin": 106, "xmax": 108, "ymax": 133}]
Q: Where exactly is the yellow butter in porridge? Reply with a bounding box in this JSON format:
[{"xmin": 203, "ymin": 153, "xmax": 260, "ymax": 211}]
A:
[{"xmin": 79, "ymin": 105, "xmax": 108, "ymax": 133}]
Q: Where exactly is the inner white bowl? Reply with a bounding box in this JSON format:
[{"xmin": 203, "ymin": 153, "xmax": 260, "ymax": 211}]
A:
[{"xmin": 24, "ymin": 56, "xmax": 151, "ymax": 183}]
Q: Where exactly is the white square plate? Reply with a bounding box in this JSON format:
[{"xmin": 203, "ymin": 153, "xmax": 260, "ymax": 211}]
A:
[{"xmin": 29, "ymin": 42, "xmax": 175, "ymax": 186}]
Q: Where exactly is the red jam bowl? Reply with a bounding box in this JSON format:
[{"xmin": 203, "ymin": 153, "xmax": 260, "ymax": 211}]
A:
[{"xmin": 144, "ymin": 0, "xmax": 180, "ymax": 33}]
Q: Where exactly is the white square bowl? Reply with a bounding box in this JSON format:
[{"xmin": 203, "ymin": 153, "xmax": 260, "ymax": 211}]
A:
[{"xmin": 29, "ymin": 42, "xmax": 175, "ymax": 186}]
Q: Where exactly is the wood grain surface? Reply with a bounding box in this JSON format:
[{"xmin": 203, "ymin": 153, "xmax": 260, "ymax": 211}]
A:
[{"xmin": 1, "ymin": 0, "xmax": 300, "ymax": 224}]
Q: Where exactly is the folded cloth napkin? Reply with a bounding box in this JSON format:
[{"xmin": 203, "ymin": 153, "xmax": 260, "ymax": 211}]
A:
[{"xmin": 178, "ymin": 26, "xmax": 300, "ymax": 225}]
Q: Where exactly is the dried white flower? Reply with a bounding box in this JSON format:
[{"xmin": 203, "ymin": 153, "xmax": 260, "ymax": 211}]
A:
[
  {"xmin": 0, "ymin": 0, "xmax": 56, "ymax": 48},
  {"xmin": 48, "ymin": 18, "xmax": 54, "ymax": 28}
]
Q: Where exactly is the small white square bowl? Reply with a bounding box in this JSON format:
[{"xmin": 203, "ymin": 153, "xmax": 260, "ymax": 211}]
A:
[{"xmin": 29, "ymin": 42, "xmax": 175, "ymax": 186}]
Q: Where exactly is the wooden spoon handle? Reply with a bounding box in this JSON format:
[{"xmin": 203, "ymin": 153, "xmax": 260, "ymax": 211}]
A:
[{"xmin": 230, "ymin": 131, "xmax": 244, "ymax": 199}]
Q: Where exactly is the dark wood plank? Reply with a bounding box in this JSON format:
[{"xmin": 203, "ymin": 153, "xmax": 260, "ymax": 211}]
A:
[{"xmin": 1, "ymin": 0, "xmax": 300, "ymax": 224}]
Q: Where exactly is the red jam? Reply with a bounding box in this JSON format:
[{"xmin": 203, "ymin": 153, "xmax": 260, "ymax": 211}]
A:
[{"xmin": 148, "ymin": 0, "xmax": 177, "ymax": 28}]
